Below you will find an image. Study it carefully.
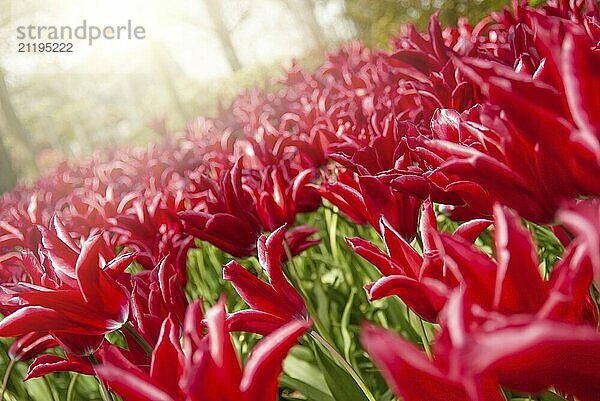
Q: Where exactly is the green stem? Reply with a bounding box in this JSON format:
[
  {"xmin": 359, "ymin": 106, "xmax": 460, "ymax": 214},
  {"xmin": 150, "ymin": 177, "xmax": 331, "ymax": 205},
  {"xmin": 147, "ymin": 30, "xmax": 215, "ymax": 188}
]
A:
[
  {"xmin": 310, "ymin": 330, "xmax": 377, "ymax": 401},
  {"xmin": 321, "ymin": 203, "xmax": 353, "ymax": 226},
  {"xmin": 417, "ymin": 317, "xmax": 432, "ymax": 358},
  {"xmin": 122, "ymin": 322, "xmax": 154, "ymax": 356},
  {"xmin": 282, "ymin": 241, "xmax": 308, "ymax": 297},
  {"xmin": 0, "ymin": 358, "xmax": 15, "ymax": 401},
  {"xmin": 327, "ymin": 207, "xmax": 340, "ymax": 262},
  {"xmin": 282, "ymin": 235, "xmax": 375, "ymax": 401},
  {"xmin": 88, "ymin": 355, "xmax": 113, "ymax": 401},
  {"xmin": 66, "ymin": 373, "xmax": 80, "ymax": 401},
  {"xmin": 41, "ymin": 375, "xmax": 59, "ymax": 401},
  {"xmin": 282, "ymin": 241, "xmax": 330, "ymax": 340}
]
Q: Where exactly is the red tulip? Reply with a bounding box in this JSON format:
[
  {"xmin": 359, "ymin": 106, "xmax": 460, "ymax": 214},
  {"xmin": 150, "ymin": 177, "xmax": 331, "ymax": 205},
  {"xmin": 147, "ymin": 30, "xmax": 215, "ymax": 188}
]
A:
[
  {"xmin": 436, "ymin": 205, "xmax": 596, "ymax": 323},
  {"xmin": 362, "ymin": 301, "xmax": 600, "ymax": 401},
  {"xmin": 223, "ymin": 225, "xmax": 308, "ymax": 335},
  {"xmin": 362, "ymin": 199, "xmax": 600, "ymax": 400},
  {"xmin": 0, "ymin": 217, "xmax": 133, "ymax": 355},
  {"xmin": 180, "ymin": 160, "xmax": 319, "ymax": 258},
  {"xmin": 348, "ymin": 198, "xmax": 490, "ymax": 321},
  {"xmin": 179, "ymin": 160, "xmax": 262, "ymax": 258},
  {"xmin": 111, "ymin": 192, "xmax": 193, "ymax": 283},
  {"xmin": 320, "ymin": 168, "xmax": 421, "ymax": 239},
  {"xmin": 96, "ymin": 299, "xmax": 309, "ymax": 401},
  {"xmin": 425, "ymin": 12, "xmax": 600, "ymax": 222},
  {"xmin": 127, "ymin": 257, "xmax": 188, "ymax": 350}
]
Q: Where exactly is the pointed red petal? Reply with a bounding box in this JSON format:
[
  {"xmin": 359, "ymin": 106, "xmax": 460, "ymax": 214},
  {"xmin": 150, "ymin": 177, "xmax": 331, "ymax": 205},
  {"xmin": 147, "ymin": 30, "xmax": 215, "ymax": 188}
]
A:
[
  {"xmin": 150, "ymin": 316, "xmax": 184, "ymax": 391},
  {"xmin": 493, "ymin": 205, "xmax": 546, "ymax": 314},
  {"xmin": 241, "ymin": 319, "xmax": 310, "ymax": 401},
  {"xmin": 361, "ymin": 323, "xmax": 473, "ymax": 401}
]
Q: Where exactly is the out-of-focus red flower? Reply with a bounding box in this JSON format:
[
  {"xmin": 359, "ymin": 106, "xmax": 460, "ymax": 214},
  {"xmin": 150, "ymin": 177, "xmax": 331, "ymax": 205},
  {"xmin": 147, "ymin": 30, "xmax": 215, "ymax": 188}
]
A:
[
  {"xmin": 387, "ymin": 12, "xmax": 481, "ymax": 127},
  {"xmin": 0, "ymin": 217, "xmax": 133, "ymax": 355},
  {"xmin": 0, "ymin": 253, "xmax": 28, "ymax": 285},
  {"xmin": 223, "ymin": 225, "xmax": 308, "ymax": 335},
  {"xmin": 0, "ymin": 195, "xmax": 42, "ymax": 252},
  {"xmin": 362, "ymin": 313, "xmax": 600, "ymax": 401},
  {"xmin": 111, "ymin": 192, "xmax": 194, "ymax": 283},
  {"xmin": 558, "ymin": 200, "xmax": 600, "ymax": 284},
  {"xmin": 361, "ymin": 203, "xmax": 600, "ymax": 400},
  {"xmin": 96, "ymin": 300, "xmax": 309, "ymax": 401}
]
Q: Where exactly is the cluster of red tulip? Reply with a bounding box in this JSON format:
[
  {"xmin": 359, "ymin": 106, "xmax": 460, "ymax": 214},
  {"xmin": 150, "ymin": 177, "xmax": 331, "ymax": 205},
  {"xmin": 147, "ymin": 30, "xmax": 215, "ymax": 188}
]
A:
[{"xmin": 1, "ymin": 0, "xmax": 599, "ymax": 400}]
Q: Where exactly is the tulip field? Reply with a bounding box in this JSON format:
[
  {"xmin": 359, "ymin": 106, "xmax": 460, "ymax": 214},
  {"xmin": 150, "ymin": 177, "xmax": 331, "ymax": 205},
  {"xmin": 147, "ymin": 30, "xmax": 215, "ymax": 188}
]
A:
[{"xmin": 1, "ymin": 1, "xmax": 600, "ymax": 400}]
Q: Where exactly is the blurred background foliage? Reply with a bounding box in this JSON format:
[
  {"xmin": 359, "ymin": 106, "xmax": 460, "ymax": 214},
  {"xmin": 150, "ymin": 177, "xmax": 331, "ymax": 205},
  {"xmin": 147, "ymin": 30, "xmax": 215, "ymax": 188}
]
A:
[
  {"xmin": 342, "ymin": 0, "xmax": 510, "ymax": 46},
  {"xmin": 0, "ymin": 0, "xmax": 513, "ymax": 193}
]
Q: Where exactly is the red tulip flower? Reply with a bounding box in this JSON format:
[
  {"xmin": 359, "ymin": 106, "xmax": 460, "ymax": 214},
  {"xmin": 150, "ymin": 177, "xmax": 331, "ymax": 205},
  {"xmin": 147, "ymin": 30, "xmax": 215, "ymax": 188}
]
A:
[
  {"xmin": 179, "ymin": 160, "xmax": 262, "ymax": 258},
  {"xmin": 128, "ymin": 257, "xmax": 188, "ymax": 348},
  {"xmin": 96, "ymin": 299, "xmax": 309, "ymax": 401},
  {"xmin": 362, "ymin": 314, "xmax": 600, "ymax": 401},
  {"xmin": 111, "ymin": 192, "xmax": 193, "ymax": 283},
  {"xmin": 0, "ymin": 217, "xmax": 133, "ymax": 355},
  {"xmin": 180, "ymin": 160, "xmax": 319, "ymax": 258},
  {"xmin": 223, "ymin": 225, "xmax": 308, "ymax": 335},
  {"xmin": 436, "ymin": 205, "xmax": 597, "ymax": 323},
  {"xmin": 362, "ymin": 203, "xmax": 600, "ymax": 401},
  {"xmin": 347, "ymin": 198, "xmax": 490, "ymax": 321}
]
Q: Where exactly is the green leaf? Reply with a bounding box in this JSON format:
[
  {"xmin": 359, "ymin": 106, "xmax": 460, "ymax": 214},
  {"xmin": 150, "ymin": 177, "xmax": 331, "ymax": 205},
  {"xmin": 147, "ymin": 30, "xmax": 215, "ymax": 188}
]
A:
[
  {"xmin": 311, "ymin": 342, "xmax": 369, "ymax": 401},
  {"xmin": 284, "ymin": 346, "xmax": 331, "ymax": 395},
  {"xmin": 280, "ymin": 375, "xmax": 335, "ymax": 401}
]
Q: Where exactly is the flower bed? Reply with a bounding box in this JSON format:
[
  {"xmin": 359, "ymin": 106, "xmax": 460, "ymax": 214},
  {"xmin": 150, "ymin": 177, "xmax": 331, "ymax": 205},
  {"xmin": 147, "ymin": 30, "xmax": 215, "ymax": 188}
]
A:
[{"xmin": 1, "ymin": 1, "xmax": 599, "ymax": 400}]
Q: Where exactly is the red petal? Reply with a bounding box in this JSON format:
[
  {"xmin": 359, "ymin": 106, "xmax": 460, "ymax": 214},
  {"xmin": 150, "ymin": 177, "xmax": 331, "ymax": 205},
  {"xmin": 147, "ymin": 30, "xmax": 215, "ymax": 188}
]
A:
[
  {"xmin": 464, "ymin": 320, "xmax": 600, "ymax": 400},
  {"xmin": 9, "ymin": 333, "xmax": 57, "ymax": 361},
  {"xmin": 96, "ymin": 365, "xmax": 174, "ymax": 401},
  {"xmin": 76, "ymin": 235, "xmax": 129, "ymax": 321},
  {"xmin": 0, "ymin": 306, "xmax": 83, "ymax": 337},
  {"xmin": 492, "ymin": 205, "xmax": 546, "ymax": 314},
  {"xmin": 258, "ymin": 227, "xmax": 306, "ymax": 315},
  {"xmin": 223, "ymin": 261, "xmax": 294, "ymax": 319},
  {"xmin": 226, "ymin": 310, "xmax": 287, "ymax": 336},
  {"xmin": 26, "ymin": 354, "xmax": 93, "ymax": 380},
  {"xmin": 241, "ymin": 319, "xmax": 310, "ymax": 401},
  {"xmin": 346, "ymin": 236, "xmax": 404, "ymax": 277},
  {"xmin": 381, "ymin": 217, "xmax": 423, "ymax": 278},
  {"xmin": 151, "ymin": 316, "xmax": 184, "ymax": 392},
  {"xmin": 361, "ymin": 323, "xmax": 474, "ymax": 401},
  {"xmin": 365, "ymin": 275, "xmax": 445, "ymax": 322},
  {"xmin": 453, "ymin": 219, "xmax": 492, "ymax": 243},
  {"xmin": 203, "ymin": 300, "xmax": 243, "ymax": 400}
]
